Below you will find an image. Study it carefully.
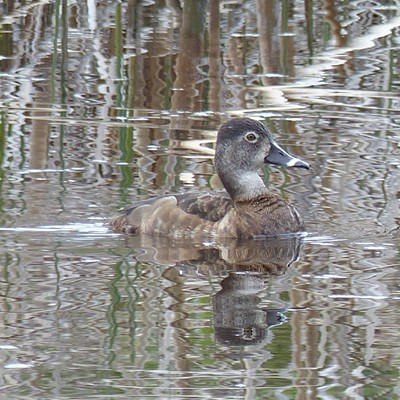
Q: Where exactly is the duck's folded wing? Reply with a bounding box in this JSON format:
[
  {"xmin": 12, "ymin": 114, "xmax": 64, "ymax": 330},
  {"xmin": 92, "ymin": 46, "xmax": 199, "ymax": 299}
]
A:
[
  {"xmin": 175, "ymin": 192, "xmax": 233, "ymax": 222},
  {"xmin": 110, "ymin": 192, "xmax": 233, "ymax": 234}
]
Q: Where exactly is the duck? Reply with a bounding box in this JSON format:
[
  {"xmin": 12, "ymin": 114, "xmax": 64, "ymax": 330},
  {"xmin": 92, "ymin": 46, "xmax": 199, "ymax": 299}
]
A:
[{"xmin": 110, "ymin": 117, "xmax": 309, "ymax": 239}]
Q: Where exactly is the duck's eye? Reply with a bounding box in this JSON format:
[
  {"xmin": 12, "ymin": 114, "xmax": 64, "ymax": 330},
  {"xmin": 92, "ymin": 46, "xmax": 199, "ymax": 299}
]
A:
[{"xmin": 245, "ymin": 132, "xmax": 258, "ymax": 142}]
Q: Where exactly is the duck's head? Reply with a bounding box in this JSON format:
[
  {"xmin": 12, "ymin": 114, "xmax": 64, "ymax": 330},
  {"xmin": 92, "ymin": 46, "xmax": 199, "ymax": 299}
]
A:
[
  {"xmin": 215, "ymin": 117, "xmax": 309, "ymax": 171},
  {"xmin": 215, "ymin": 118, "xmax": 309, "ymax": 200}
]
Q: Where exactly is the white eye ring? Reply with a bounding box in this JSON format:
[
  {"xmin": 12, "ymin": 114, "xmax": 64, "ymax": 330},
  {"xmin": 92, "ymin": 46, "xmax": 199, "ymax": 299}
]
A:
[{"xmin": 245, "ymin": 132, "xmax": 258, "ymax": 142}]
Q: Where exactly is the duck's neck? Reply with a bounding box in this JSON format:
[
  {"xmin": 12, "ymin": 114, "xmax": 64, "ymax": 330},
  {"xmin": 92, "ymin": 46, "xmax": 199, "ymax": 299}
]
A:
[{"xmin": 219, "ymin": 169, "xmax": 267, "ymax": 202}]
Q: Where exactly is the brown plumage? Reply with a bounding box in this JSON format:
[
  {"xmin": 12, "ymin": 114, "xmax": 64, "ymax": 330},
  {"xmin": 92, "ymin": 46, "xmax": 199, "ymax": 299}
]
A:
[{"xmin": 110, "ymin": 118, "xmax": 309, "ymax": 239}]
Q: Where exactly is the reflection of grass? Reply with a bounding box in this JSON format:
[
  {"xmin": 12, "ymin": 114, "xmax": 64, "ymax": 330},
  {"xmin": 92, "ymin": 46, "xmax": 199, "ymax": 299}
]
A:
[
  {"xmin": 118, "ymin": 126, "xmax": 134, "ymax": 202},
  {"xmin": 107, "ymin": 254, "xmax": 142, "ymax": 366}
]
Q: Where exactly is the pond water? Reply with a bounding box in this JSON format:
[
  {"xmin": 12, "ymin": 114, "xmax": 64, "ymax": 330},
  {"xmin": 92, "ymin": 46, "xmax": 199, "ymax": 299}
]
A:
[{"xmin": 1, "ymin": 0, "xmax": 400, "ymax": 398}]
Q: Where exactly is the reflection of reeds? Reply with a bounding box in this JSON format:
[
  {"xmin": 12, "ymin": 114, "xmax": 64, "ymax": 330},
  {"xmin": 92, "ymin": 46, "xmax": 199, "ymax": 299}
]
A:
[
  {"xmin": 208, "ymin": 0, "xmax": 222, "ymax": 112},
  {"xmin": 0, "ymin": 0, "xmax": 399, "ymax": 224},
  {"xmin": 0, "ymin": 112, "xmax": 5, "ymax": 219},
  {"xmin": 171, "ymin": 0, "xmax": 207, "ymax": 115},
  {"xmin": 0, "ymin": 112, "xmax": 5, "ymax": 166},
  {"xmin": 1, "ymin": 2, "xmax": 400, "ymax": 397},
  {"xmin": 29, "ymin": 106, "xmax": 50, "ymax": 171}
]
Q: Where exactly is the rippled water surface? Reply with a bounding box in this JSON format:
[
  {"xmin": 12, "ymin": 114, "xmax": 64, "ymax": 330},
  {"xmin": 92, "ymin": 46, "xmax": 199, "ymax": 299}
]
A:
[{"xmin": 1, "ymin": 0, "xmax": 400, "ymax": 398}]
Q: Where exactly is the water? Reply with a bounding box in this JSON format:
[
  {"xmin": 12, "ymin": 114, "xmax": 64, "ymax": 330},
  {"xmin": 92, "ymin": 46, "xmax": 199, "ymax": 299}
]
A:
[{"xmin": 1, "ymin": 0, "xmax": 400, "ymax": 398}]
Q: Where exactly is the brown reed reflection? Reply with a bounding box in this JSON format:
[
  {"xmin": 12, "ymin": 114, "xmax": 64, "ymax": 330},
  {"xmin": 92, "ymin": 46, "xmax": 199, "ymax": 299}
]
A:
[{"xmin": 171, "ymin": 1, "xmax": 208, "ymax": 114}]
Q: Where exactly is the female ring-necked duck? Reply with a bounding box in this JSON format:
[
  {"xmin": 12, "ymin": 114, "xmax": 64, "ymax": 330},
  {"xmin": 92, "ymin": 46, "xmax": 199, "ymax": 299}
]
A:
[{"xmin": 110, "ymin": 117, "xmax": 309, "ymax": 238}]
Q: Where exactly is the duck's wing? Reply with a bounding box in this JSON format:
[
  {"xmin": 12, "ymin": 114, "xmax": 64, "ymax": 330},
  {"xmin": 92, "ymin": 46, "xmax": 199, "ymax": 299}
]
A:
[
  {"xmin": 110, "ymin": 192, "xmax": 233, "ymax": 234},
  {"xmin": 175, "ymin": 192, "xmax": 233, "ymax": 222}
]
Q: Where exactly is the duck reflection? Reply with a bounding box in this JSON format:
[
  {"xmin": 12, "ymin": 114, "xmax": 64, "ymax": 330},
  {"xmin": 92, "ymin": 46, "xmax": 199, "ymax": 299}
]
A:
[
  {"xmin": 211, "ymin": 238, "xmax": 301, "ymax": 346},
  {"xmin": 125, "ymin": 235, "xmax": 303, "ymax": 345},
  {"xmin": 214, "ymin": 273, "xmax": 286, "ymax": 346},
  {"xmin": 126, "ymin": 235, "xmax": 302, "ymax": 273}
]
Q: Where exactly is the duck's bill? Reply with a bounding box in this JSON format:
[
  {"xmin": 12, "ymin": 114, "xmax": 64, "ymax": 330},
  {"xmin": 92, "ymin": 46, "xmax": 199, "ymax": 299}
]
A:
[{"xmin": 265, "ymin": 141, "xmax": 310, "ymax": 169}]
